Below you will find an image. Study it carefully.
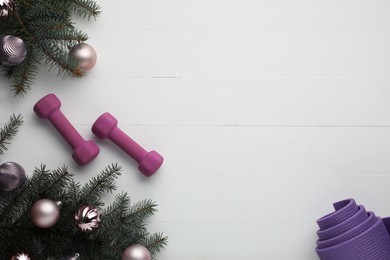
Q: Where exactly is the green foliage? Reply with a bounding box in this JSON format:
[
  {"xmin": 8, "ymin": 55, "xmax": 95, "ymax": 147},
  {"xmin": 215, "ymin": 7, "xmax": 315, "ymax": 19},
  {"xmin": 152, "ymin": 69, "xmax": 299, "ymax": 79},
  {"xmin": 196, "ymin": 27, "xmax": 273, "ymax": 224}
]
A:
[
  {"xmin": 0, "ymin": 164, "xmax": 167, "ymax": 259},
  {"xmin": 0, "ymin": 114, "xmax": 23, "ymax": 155},
  {"xmin": 1, "ymin": 0, "xmax": 100, "ymax": 95}
]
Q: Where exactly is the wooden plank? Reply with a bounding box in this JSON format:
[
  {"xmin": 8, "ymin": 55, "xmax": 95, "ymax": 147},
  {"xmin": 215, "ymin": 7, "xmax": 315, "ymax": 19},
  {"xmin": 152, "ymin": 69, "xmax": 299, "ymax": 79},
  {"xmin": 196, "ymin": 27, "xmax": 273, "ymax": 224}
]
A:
[
  {"xmin": 2, "ymin": 77, "xmax": 390, "ymax": 126},
  {"xmin": 93, "ymin": 0, "xmax": 390, "ymax": 31},
  {"xmin": 3, "ymin": 125, "xmax": 390, "ymax": 177}
]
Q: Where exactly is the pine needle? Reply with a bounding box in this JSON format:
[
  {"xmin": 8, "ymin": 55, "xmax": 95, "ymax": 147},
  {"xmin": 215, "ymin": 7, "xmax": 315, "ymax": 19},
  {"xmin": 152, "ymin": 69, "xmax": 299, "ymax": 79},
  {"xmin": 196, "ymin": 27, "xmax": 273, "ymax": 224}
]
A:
[{"xmin": 0, "ymin": 114, "xmax": 23, "ymax": 154}]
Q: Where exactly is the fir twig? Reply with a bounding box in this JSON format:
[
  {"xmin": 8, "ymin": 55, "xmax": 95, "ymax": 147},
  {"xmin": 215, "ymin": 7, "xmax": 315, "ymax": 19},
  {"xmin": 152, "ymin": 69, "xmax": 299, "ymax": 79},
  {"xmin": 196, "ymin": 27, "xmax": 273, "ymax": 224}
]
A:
[
  {"xmin": 8, "ymin": 45, "xmax": 41, "ymax": 95},
  {"xmin": 69, "ymin": 0, "xmax": 101, "ymax": 19},
  {"xmin": 126, "ymin": 199, "xmax": 158, "ymax": 223},
  {"xmin": 0, "ymin": 114, "xmax": 23, "ymax": 154},
  {"xmin": 145, "ymin": 233, "xmax": 169, "ymax": 257},
  {"xmin": 78, "ymin": 163, "xmax": 122, "ymax": 205}
]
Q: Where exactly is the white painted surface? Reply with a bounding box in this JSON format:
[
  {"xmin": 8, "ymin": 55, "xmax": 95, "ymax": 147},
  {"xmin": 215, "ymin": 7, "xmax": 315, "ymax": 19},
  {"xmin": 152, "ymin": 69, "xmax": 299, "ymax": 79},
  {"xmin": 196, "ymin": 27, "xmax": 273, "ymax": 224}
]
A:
[{"xmin": 2, "ymin": 1, "xmax": 390, "ymax": 259}]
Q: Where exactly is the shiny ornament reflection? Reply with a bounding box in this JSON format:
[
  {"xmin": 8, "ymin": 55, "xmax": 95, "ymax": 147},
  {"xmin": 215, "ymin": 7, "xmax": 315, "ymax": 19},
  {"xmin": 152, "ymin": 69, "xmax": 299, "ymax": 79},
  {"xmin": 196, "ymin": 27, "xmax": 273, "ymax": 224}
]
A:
[
  {"xmin": 122, "ymin": 245, "xmax": 151, "ymax": 260},
  {"xmin": 0, "ymin": 35, "xmax": 27, "ymax": 65},
  {"xmin": 31, "ymin": 199, "xmax": 61, "ymax": 228},
  {"xmin": 75, "ymin": 205, "xmax": 102, "ymax": 232},
  {"xmin": 0, "ymin": 0, "xmax": 14, "ymax": 17},
  {"xmin": 0, "ymin": 162, "xmax": 26, "ymax": 191},
  {"xmin": 11, "ymin": 253, "xmax": 31, "ymax": 260},
  {"xmin": 68, "ymin": 43, "xmax": 97, "ymax": 72}
]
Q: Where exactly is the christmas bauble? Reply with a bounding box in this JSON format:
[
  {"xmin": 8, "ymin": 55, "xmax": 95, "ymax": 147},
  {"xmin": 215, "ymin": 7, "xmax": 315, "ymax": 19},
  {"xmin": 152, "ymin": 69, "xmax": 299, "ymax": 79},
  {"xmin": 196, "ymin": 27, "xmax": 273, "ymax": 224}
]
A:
[
  {"xmin": 31, "ymin": 199, "xmax": 61, "ymax": 228},
  {"xmin": 0, "ymin": 35, "xmax": 27, "ymax": 66},
  {"xmin": 0, "ymin": 0, "xmax": 14, "ymax": 17},
  {"xmin": 68, "ymin": 43, "xmax": 97, "ymax": 72},
  {"xmin": 75, "ymin": 205, "xmax": 102, "ymax": 232},
  {"xmin": 122, "ymin": 245, "xmax": 151, "ymax": 260},
  {"xmin": 0, "ymin": 162, "xmax": 26, "ymax": 191},
  {"xmin": 11, "ymin": 253, "xmax": 31, "ymax": 260}
]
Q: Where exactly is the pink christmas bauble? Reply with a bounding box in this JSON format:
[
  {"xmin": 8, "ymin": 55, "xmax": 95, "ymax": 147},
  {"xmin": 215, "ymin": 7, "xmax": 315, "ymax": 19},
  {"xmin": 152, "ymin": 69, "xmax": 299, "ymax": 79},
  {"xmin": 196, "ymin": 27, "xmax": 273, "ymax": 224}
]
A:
[
  {"xmin": 31, "ymin": 199, "xmax": 61, "ymax": 228},
  {"xmin": 122, "ymin": 245, "xmax": 151, "ymax": 260},
  {"xmin": 69, "ymin": 43, "xmax": 97, "ymax": 72}
]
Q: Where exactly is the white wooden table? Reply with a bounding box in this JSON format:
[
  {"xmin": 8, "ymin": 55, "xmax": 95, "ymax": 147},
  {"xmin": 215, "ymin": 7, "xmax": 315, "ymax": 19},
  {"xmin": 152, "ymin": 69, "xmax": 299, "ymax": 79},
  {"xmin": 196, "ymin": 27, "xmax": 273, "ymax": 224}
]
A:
[{"xmin": 2, "ymin": 1, "xmax": 390, "ymax": 259}]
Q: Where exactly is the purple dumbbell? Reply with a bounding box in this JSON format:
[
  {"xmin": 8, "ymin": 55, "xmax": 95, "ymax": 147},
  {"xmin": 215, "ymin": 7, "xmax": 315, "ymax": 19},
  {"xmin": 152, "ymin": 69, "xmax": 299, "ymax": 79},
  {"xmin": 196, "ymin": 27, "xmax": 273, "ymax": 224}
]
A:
[
  {"xmin": 34, "ymin": 94, "xmax": 100, "ymax": 165},
  {"xmin": 92, "ymin": 113, "xmax": 164, "ymax": 177}
]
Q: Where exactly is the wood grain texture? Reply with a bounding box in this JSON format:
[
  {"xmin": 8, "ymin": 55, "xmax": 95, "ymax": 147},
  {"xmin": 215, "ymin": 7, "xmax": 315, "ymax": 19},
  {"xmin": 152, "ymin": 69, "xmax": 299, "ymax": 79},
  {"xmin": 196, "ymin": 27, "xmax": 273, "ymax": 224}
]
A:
[{"xmin": 1, "ymin": 1, "xmax": 390, "ymax": 259}]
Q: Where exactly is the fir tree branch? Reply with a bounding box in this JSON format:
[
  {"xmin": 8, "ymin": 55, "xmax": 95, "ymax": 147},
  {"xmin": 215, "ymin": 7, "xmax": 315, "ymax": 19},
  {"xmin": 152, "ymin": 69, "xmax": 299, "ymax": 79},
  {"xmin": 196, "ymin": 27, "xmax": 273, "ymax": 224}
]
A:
[
  {"xmin": 29, "ymin": 17, "xmax": 73, "ymax": 31},
  {"xmin": 7, "ymin": 45, "xmax": 41, "ymax": 95},
  {"xmin": 39, "ymin": 42, "xmax": 84, "ymax": 77},
  {"xmin": 145, "ymin": 233, "xmax": 168, "ymax": 256},
  {"xmin": 0, "ymin": 114, "xmax": 23, "ymax": 155},
  {"xmin": 37, "ymin": 30, "xmax": 87, "ymax": 43},
  {"xmin": 104, "ymin": 192, "xmax": 131, "ymax": 219},
  {"xmin": 126, "ymin": 199, "xmax": 157, "ymax": 223},
  {"xmin": 69, "ymin": 0, "xmax": 101, "ymax": 19},
  {"xmin": 38, "ymin": 165, "xmax": 72, "ymax": 197},
  {"xmin": 13, "ymin": 8, "xmax": 36, "ymax": 41},
  {"xmin": 69, "ymin": 179, "xmax": 81, "ymax": 203},
  {"xmin": 78, "ymin": 164, "xmax": 122, "ymax": 205},
  {"xmin": 0, "ymin": 176, "xmax": 35, "ymax": 224}
]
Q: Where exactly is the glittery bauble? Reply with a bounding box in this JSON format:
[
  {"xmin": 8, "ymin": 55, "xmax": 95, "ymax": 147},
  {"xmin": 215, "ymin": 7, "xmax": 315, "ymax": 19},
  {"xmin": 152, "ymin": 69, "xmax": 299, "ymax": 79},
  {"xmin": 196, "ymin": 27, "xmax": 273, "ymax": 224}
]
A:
[
  {"xmin": 0, "ymin": 35, "xmax": 27, "ymax": 66},
  {"xmin": 68, "ymin": 43, "xmax": 97, "ymax": 72},
  {"xmin": 59, "ymin": 253, "xmax": 80, "ymax": 260},
  {"xmin": 11, "ymin": 253, "xmax": 31, "ymax": 260},
  {"xmin": 0, "ymin": 162, "xmax": 26, "ymax": 191},
  {"xmin": 75, "ymin": 205, "xmax": 102, "ymax": 232},
  {"xmin": 31, "ymin": 199, "xmax": 61, "ymax": 228},
  {"xmin": 122, "ymin": 245, "xmax": 151, "ymax": 260},
  {"xmin": 0, "ymin": 0, "xmax": 14, "ymax": 17}
]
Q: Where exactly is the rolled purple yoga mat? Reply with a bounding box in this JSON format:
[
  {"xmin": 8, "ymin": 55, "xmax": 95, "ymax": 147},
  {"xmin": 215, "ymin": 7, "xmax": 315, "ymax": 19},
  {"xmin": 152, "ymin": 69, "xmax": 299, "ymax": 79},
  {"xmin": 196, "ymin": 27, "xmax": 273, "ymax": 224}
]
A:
[{"xmin": 316, "ymin": 199, "xmax": 390, "ymax": 260}]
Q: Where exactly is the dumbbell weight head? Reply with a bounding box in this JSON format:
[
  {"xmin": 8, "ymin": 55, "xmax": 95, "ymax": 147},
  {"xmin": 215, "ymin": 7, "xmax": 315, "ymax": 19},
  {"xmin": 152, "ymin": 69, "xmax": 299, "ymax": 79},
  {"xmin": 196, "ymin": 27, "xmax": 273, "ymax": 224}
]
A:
[
  {"xmin": 92, "ymin": 112, "xmax": 118, "ymax": 139},
  {"xmin": 139, "ymin": 150, "xmax": 164, "ymax": 177},
  {"xmin": 72, "ymin": 140, "xmax": 100, "ymax": 165},
  {"xmin": 33, "ymin": 93, "xmax": 62, "ymax": 119}
]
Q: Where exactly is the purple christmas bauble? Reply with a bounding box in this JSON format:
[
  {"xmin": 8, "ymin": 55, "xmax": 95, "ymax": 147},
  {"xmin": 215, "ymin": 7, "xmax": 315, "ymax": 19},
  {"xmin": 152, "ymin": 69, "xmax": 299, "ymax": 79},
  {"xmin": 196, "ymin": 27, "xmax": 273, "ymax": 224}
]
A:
[
  {"xmin": 0, "ymin": 35, "xmax": 27, "ymax": 66},
  {"xmin": 0, "ymin": 162, "xmax": 26, "ymax": 191}
]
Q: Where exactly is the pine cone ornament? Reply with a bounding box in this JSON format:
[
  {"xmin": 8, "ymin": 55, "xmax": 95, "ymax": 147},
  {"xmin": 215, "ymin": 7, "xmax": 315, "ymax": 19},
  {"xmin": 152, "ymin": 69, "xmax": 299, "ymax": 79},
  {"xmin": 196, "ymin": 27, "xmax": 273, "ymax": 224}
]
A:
[
  {"xmin": 0, "ymin": 0, "xmax": 14, "ymax": 17},
  {"xmin": 75, "ymin": 205, "xmax": 102, "ymax": 232}
]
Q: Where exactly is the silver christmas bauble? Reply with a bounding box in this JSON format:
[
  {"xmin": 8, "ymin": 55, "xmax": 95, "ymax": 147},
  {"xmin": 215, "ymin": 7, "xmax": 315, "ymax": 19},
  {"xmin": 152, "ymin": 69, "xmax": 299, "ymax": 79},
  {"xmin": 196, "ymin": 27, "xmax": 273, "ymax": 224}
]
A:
[
  {"xmin": 75, "ymin": 205, "xmax": 102, "ymax": 232},
  {"xmin": 0, "ymin": 162, "xmax": 26, "ymax": 191},
  {"xmin": 31, "ymin": 199, "xmax": 61, "ymax": 228},
  {"xmin": 68, "ymin": 43, "xmax": 97, "ymax": 72},
  {"xmin": 11, "ymin": 253, "xmax": 31, "ymax": 260},
  {"xmin": 122, "ymin": 245, "xmax": 151, "ymax": 260},
  {"xmin": 0, "ymin": 35, "xmax": 27, "ymax": 66},
  {"xmin": 0, "ymin": 0, "xmax": 14, "ymax": 17}
]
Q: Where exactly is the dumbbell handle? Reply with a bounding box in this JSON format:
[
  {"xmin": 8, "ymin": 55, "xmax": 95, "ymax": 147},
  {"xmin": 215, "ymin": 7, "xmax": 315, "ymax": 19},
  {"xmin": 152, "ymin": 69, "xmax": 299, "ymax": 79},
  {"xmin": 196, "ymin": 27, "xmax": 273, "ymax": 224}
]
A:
[
  {"xmin": 109, "ymin": 127, "xmax": 147, "ymax": 162},
  {"xmin": 48, "ymin": 110, "xmax": 85, "ymax": 149}
]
